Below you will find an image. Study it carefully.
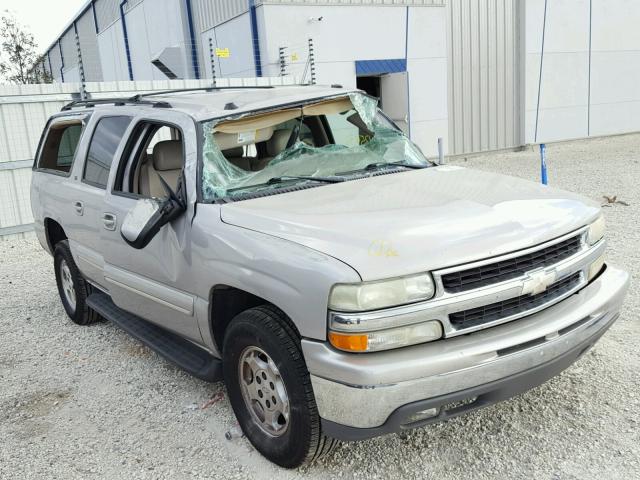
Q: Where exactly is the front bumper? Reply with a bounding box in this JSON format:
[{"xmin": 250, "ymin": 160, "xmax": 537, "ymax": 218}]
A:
[{"xmin": 302, "ymin": 265, "xmax": 629, "ymax": 440}]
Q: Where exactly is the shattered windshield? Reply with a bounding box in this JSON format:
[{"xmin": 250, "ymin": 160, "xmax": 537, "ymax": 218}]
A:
[{"xmin": 200, "ymin": 92, "xmax": 431, "ymax": 201}]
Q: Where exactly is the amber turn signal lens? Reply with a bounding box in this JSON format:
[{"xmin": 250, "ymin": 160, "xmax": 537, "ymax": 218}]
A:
[{"xmin": 328, "ymin": 332, "xmax": 368, "ymax": 352}]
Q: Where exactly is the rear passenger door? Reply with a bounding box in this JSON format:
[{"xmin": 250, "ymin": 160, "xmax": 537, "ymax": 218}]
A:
[{"xmin": 99, "ymin": 114, "xmax": 202, "ymax": 343}]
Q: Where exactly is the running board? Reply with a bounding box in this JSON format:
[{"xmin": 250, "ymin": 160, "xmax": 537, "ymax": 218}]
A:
[{"xmin": 87, "ymin": 292, "xmax": 222, "ymax": 382}]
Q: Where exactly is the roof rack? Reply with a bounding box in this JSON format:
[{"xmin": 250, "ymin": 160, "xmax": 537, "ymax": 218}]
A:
[
  {"xmin": 132, "ymin": 84, "xmax": 281, "ymax": 100},
  {"xmin": 60, "ymin": 84, "xmax": 317, "ymax": 112},
  {"xmin": 61, "ymin": 96, "xmax": 171, "ymax": 111}
]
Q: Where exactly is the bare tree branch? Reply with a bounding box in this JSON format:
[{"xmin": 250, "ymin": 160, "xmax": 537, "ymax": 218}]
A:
[{"xmin": 1, "ymin": 10, "xmax": 51, "ymax": 84}]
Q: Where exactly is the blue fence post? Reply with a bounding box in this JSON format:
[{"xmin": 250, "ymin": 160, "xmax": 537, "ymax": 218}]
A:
[{"xmin": 540, "ymin": 143, "xmax": 548, "ymax": 185}]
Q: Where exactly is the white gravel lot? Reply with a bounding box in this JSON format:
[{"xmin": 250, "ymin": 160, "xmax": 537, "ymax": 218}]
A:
[{"xmin": 1, "ymin": 134, "xmax": 638, "ymax": 480}]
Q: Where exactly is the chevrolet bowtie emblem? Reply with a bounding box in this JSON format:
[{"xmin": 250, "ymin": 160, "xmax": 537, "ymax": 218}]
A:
[{"xmin": 522, "ymin": 269, "xmax": 557, "ymax": 295}]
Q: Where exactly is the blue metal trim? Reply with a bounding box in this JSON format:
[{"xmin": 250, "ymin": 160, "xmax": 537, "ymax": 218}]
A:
[
  {"xmin": 248, "ymin": 0, "xmax": 263, "ymax": 77},
  {"xmin": 92, "ymin": 1, "xmax": 99, "ymax": 34},
  {"xmin": 540, "ymin": 144, "xmax": 548, "ymax": 185},
  {"xmin": 120, "ymin": 0, "xmax": 134, "ymax": 81},
  {"xmin": 355, "ymin": 59, "xmax": 406, "ymax": 76},
  {"xmin": 58, "ymin": 41, "xmax": 65, "ymax": 82},
  {"xmin": 185, "ymin": 0, "xmax": 200, "ymax": 79},
  {"xmin": 587, "ymin": 0, "xmax": 592, "ymax": 136},
  {"xmin": 47, "ymin": 52, "xmax": 53, "ymax": 79}
]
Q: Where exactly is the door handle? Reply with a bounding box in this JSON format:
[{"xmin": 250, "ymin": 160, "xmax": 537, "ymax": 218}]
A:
[
  {"xmin": 102, "ymin": 213, "xmax": 117, "ymax": 231},
  {"xmin": 74, "ymin": 201, "xmax": 84, "ymax": 216}
]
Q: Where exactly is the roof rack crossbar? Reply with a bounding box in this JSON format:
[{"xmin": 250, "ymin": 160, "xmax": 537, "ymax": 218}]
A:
[{"xmin": 61, "ymin": 97, "xmax": 172, "ymax": 111}]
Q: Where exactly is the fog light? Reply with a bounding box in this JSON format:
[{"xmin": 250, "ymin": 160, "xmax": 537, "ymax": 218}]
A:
[{"xmin": 404, "ymin": 408, "xmax": 439, "ymax": 425}]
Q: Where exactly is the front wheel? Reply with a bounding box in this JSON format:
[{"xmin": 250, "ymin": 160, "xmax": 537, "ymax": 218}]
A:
[{"xmin": 223, "ymin": 306, "xmax": 338, "ymax": 468}]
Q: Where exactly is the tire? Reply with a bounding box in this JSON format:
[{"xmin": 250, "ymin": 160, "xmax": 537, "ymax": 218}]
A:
[
  {"xmin": 53, "ymin": 240, "xmax": 100, "ymax": 326},
  {"xmin": 223, "ymin": 305, "xmax": 338, "ymax": 468}
]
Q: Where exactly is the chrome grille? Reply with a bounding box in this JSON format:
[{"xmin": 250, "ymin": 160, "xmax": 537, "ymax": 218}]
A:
[
  {"xmin": 441, "ymin": 234, "xmax": 583, "ymax": 293},
  {"xmin": 449, "ymin": 272, "xmax": 582, "ymax": 330}
]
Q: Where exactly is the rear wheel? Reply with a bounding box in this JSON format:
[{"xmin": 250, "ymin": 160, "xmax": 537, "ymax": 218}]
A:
[
  {"xmin": 223, "ymin": 305, "xmax": 338, "ymax": 468},
  {"xmin": 53, "ymin": 240, "xmax": 100, "ymax": 326}
]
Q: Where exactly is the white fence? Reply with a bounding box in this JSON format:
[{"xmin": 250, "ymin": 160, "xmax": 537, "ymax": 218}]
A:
[{"xmin": 0, "ymin": 77, "xmax": 298, "ymax": 240}]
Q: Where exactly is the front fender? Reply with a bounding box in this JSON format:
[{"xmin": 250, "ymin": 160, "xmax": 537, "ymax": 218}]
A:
[{"xmin": 191, "ymin": 205, "xmax": 361, "ymax": 343}]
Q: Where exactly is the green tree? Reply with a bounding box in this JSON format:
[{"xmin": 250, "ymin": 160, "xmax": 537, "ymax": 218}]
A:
[{"xmin": 0, "ymin": 10, "xmax": 50, "ymax": 84}]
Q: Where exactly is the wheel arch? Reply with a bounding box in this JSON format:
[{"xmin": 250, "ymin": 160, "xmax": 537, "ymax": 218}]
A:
[
  {"xmin": 44, "ymin": 217, "xmax": 67, "ymax": 253},
  {"xmin": 208, "ymin": 284, "xmax": 301, "ymax": 352}
]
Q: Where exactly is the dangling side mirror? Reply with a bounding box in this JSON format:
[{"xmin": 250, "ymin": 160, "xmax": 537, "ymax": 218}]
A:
[{"xmin": 120, "ymin": 173, "xmax": 186, "ymax": 249}]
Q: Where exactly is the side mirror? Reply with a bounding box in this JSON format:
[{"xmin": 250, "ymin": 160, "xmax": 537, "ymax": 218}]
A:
[{"xmin": 121, "ymin": 174, "xmax": 186, "ymax": 249}]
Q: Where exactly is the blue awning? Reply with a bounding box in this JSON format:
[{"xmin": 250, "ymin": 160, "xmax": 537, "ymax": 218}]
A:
[{"xmin": 355, "ymin": 59, "xmax": 407, "ymax": 76}]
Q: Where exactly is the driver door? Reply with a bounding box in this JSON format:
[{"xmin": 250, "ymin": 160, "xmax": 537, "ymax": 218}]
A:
[{"xmin": 100, "ymin": 115, "xmax": 201, "ymax": 342}]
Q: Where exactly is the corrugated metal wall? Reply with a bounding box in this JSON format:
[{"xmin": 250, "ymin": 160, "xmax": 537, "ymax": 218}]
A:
[
  {"xmin": 48, "ymin": 44, "xmax": 64, "ymax": 81},
  {"xmin": 60, "ymin": 29, "xmax": 77, "ymax": 73},
  {"xmin": 94, "ymin": 0, "xmax": 121, "ymax": 32},
  {"xmin": 258, "ymin": 0, "xmax": 446, "ymax": 5},
  {"xmin": 446, "ymin": 0, "xmax": 522, "ymax": 155},
  {"xmin": 76, "ymin": 9, "xmax": 104, "ymax": 81},
  {"xmin": 192, "ymin": 0, "xmax": 248, "ymax": 33},
  {"xmin": 192, "ymin": 0, "xmax": 250, "ymax": 78},
  {"xmin": 123, "ymin": 0, "xmax": 145, "ymax": 13}
]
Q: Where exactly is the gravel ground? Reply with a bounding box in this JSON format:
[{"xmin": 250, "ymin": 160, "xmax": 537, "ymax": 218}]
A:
[{"xmin": 1, "ymin": 133, "xmax": 639, "ymax": 480}]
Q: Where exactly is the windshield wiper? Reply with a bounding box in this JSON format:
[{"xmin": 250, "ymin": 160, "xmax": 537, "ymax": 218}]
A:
[
  {"xmin": 364, "ymin": 161, "xmax": 429, "ymax": 171},
  {"xmin": 337, "ymin": 161, "xmax": 429, "ymax": 176},
  {"xmin": 225, "ymin": 175, "xmax": 344, "ymax": 196},
  {"xmin": 267, "ymin": 175, "xmax": 346, "ymax": 185}
]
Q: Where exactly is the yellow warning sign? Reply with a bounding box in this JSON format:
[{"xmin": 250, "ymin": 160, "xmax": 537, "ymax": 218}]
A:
[
  {"xmin": 291, "ymin": 53, "xmax": 299, "ymax": 62},
  {"xmin": 216, "ymin": 48, "xmax": 230, "ymax": 58}
]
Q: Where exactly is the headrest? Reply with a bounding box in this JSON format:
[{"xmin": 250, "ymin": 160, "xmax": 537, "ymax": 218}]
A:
[
  {"xmin": 266, "ymin": 129, "xmax": 292, "ymax": 157},
  {"xmin": 153, "ymin": 140, "xmax": 183, "ymax": 171},
  {"xmin": 222, "ymin": 147, "xmax": 244, "ymax": 158}
]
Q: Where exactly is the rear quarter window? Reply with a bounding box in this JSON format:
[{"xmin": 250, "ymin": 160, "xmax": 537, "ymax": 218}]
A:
[
  {"xmin": 36, "ymin": 121, "xmax": 84, "ymax": 174},
  {"xmin": 83, "ymin": 116, "xmax": 132, "ymax": 188}
]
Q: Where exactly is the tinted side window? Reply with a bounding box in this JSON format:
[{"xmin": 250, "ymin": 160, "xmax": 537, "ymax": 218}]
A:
[
  {"xmin": 37, "ymin": 122, "xmax": 83, "ymax": 174},
  {"xmin": 83, "ymin": 116, "xmax": 132, "ymax": 188}
]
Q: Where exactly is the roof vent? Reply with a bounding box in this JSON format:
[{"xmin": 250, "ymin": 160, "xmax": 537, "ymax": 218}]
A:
[{"xmin": 224, "ymin": 102, "xmax": 239, "ymax": 110}]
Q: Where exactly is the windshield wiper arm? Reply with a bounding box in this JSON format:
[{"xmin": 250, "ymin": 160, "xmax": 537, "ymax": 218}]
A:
[
  {"xmin": 364, "ymin": 161, "xmax": 429, "ymax": 171},
  {"xmin": 336, "ymin": 161, "xmax": 429, "ymax": 177},
  {"xmin": 267, "ymin": 175, "xmax": 346, "ymax": 185}
]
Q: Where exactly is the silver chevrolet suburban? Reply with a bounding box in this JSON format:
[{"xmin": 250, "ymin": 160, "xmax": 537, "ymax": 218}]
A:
[{"xmin": 30, "ymin": 85, "xmax": 629, "ymax": 468}]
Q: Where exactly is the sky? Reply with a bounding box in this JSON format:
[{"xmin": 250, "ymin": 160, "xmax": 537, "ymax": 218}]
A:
[{"xmin": 1, "ymin": 0, "xmax": 87, "ymax": 52}]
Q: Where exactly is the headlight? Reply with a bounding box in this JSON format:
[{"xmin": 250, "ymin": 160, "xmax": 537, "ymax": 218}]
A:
[
  {"xmin": 587, "ymin": 215, "xmax": 605, "ymax": 245},
  {"xmin": 328, "ymin": 273, "xmax": 435, "ymax": 312},
  {"xmin": 329, "ymin": 320, "xmax": 443, "ymax": 352}
]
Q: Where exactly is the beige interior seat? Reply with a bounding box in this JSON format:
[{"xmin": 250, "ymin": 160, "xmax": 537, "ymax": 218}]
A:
[
  {"xmin": 139, "ymin": 140, "xmax": 183, "ymax": 197},
  {"xmin": 253, "ymin": 129, "xmax": 292, "ymax": 171},
  {"xmin": 220, "ymin": 129, "xmax": 292, "ymax": 172},
  {"xmin": 222, "ymin": 147, "xmax": 251, "ymax": 170}
]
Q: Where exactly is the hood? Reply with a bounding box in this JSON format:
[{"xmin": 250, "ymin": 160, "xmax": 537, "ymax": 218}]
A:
[{"xmin": 220, "ymin": 166, "xmax": 600, "ymax": 280}]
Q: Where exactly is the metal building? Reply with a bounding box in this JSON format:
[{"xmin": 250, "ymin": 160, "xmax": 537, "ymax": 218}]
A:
[{"xmin": 35, "ymin": 0, "xmax": 640, "ymax": 156}]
